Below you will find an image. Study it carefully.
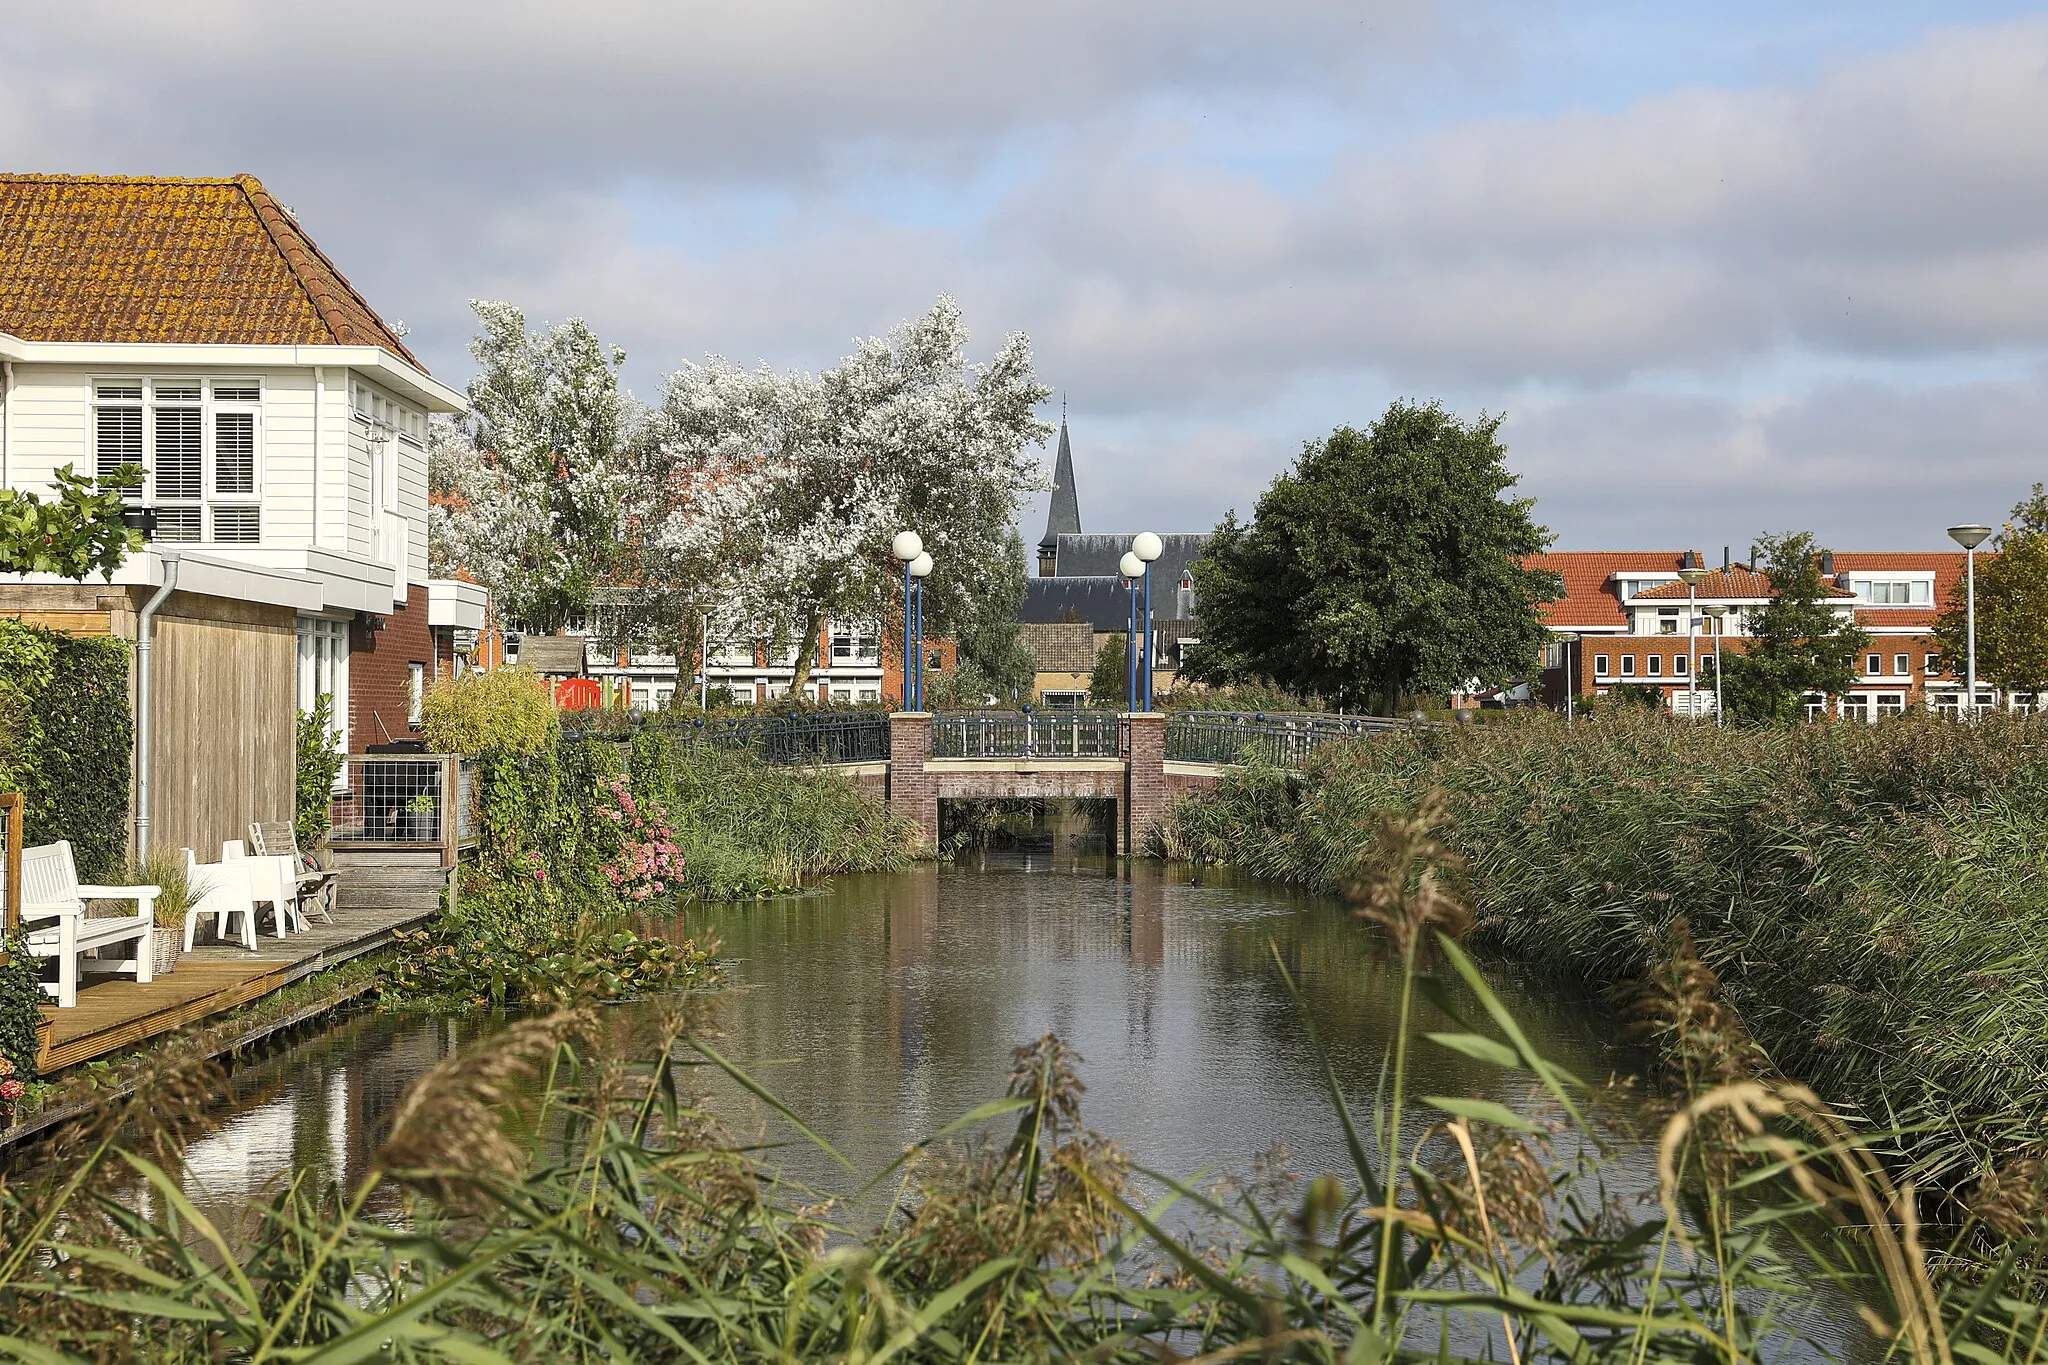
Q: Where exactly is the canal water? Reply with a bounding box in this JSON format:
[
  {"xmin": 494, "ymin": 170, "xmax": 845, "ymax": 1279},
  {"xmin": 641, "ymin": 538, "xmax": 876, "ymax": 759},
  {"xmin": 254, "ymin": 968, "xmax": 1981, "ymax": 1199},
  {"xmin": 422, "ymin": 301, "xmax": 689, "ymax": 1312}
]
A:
[{"xmin": 174, "ymin": 838, "xmax": 1640, "ymax": 1223}]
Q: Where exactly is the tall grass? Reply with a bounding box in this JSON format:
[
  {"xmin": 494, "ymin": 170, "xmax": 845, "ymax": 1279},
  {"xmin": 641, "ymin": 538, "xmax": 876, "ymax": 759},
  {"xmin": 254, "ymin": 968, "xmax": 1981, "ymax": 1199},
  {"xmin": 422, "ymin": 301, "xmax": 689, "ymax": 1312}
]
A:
[
  {"xmin": 627, "ymin": 733, "xmax": 920, "ymax": 898},
  {"xmin": 1159, "ymin": 709, "xmax": 2048, "ymax": 1200},
  {"xmin": 4, "ymin": 808, "xmax": 2043, "ymax": 1361}
]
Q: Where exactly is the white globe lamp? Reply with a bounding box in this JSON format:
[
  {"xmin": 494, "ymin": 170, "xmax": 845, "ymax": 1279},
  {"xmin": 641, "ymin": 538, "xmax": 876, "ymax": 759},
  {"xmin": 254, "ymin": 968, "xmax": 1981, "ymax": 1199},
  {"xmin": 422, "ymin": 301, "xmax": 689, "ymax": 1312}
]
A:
[
  {"xmin": 892, "ymin": 530, "xmax": 923, "ymax": 562},
  {"xmin": 909, "ymin": 551, "xmax": 933, "ymax": 579},
  {"xmin": 1132, "ymin": 531, "xmax": 1163, "ymax": 563},
  {"xmin": 1119, "ymin": 551, "xmax": 1144, "ymax": 579}
]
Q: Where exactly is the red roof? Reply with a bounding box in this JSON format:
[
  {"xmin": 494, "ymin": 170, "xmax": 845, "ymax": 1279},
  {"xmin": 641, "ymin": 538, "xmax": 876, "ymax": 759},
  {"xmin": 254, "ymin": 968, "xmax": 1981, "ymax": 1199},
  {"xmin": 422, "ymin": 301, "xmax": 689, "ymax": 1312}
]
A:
[
  {"xmin": 1632, "ymin": 567, "xmax": 1856, "ymax": 602},
  {"xmin": 1526, "ymin": 551, "xmax": 1693, "ymax": 628},
  {"xmin": 0, "ymin": 173, "xmax": 420, "ymax": 367}
]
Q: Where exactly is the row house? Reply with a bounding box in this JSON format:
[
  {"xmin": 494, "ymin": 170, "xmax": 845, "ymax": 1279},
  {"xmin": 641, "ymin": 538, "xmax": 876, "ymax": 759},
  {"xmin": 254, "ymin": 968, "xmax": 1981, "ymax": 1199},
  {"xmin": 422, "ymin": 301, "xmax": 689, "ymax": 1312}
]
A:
[
  {"xmin": 0, "ymin": 173, "xmax": 483, "ymax": 857},
  {"xmin": 1531, "ymin": 548, "xmax": 2009, "ymax": 718}
]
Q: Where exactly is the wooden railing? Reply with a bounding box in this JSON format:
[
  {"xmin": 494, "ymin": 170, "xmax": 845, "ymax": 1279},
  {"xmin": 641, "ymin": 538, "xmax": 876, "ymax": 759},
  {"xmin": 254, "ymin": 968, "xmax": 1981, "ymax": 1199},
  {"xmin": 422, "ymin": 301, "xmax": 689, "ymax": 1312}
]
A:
[{"xmin": 0, "ymin": 792, "xmax": 20, "ymax": 938}]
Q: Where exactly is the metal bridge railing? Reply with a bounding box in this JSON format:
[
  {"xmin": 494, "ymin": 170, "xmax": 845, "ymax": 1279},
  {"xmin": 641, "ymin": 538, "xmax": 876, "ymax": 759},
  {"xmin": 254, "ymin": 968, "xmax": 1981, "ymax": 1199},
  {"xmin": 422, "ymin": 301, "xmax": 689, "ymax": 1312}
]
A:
[
  {"xmin": 931, "ymin": 709, "xmax": 1123, "ymax": 759},
  {"xmin": 702, "ymin": 710, "xmax": 891, "ymax": 765},
  {"xmin": 1164, "ymin": 711, "xmax": 1398, "ymax": 768}
]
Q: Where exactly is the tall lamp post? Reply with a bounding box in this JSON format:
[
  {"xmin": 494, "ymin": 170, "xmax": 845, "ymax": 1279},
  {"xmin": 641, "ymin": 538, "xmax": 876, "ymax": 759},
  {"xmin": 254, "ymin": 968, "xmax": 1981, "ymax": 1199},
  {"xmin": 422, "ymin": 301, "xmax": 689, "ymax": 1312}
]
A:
[
  {"xmin": 892, "ymin": 531, "xmax": 923, "ymax": 710},
  {"xmin": 1132, "ymin": 532, "xmax": 1163, "ymax": 711},
  {"xmin": 1701, "ymin": 605, "xmax": 1727, "ymax": 726},
  {"xmin": 909, "ymin": 551, "xmax": 933, "ymax": 710},
  {"xmin": 1678, "ymin": 566, "xmax": 1710, "ymax": 719},
  {"xmin": 1120, "ymin": 550, "xmax": 1145, "ymax": 711},
  {"xmin": 1947, "ymin": 523, "xmax": 1992, "ymax": 719}
]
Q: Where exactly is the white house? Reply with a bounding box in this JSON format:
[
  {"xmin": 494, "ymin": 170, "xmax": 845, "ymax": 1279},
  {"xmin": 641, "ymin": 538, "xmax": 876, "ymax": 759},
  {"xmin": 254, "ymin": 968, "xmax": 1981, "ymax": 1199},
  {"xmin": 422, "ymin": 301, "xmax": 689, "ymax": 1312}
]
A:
[{"xmin": 0, "ymin": 172, "xmax": 474, "ymax": 856}]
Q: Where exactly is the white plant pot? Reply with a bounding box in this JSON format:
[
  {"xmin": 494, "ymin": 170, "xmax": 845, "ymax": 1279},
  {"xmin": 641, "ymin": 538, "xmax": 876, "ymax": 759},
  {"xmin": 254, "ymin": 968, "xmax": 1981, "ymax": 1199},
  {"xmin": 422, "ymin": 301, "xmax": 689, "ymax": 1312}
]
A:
[{"xmin": 152, "ymin": 928, "xmax": 180, "ymax": 977}]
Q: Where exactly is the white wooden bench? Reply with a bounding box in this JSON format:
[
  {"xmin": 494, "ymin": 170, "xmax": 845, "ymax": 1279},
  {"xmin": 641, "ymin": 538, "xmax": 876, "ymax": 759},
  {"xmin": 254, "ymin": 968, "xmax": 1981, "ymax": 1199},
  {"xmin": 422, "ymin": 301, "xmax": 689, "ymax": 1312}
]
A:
[{"xmin": 21, "ymin": 840, "xmax": 158, "ymax": 1009}]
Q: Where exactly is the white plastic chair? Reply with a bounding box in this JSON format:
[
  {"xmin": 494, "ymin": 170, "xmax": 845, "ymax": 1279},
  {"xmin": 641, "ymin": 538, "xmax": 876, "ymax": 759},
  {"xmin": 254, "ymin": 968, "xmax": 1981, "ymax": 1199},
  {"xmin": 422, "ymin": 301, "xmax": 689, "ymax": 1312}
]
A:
[
  {"xmin": 223, "ymin": 840, "xmax": 297, "ymax": 937},
  {"xmin": 20, "ymin": 840, "xmax": 157, "ymax": 1008},
  {"xmin": 184, "ymin": 849, "xmax": 256, "ymax": 952}
]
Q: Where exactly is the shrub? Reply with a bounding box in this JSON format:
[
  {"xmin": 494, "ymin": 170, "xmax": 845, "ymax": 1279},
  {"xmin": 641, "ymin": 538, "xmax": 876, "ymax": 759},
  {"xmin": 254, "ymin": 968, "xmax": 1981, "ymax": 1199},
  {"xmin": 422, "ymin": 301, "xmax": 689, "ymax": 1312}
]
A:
[
  {"xmin": 0, "ymin": 935, "xmax": 40, "ymax": 1111},
  {"xmin": 0, "ymin": 618, "xmax": 131, "ymax": 879},
  {"xmin": 295, "ymin": 696, "xmax": 347, "ymax": 844},
  {"xmin": 420, "ymin": 667, "xmax": 557, "ymax": 756}
]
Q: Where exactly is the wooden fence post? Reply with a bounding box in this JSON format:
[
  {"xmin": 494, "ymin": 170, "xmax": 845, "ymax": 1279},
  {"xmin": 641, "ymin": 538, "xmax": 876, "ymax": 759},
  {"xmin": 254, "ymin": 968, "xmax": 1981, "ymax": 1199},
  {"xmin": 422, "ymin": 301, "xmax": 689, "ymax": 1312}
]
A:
[{"xmin": 1, "ymin": 792, "xmax": 22, "ymax": 939}]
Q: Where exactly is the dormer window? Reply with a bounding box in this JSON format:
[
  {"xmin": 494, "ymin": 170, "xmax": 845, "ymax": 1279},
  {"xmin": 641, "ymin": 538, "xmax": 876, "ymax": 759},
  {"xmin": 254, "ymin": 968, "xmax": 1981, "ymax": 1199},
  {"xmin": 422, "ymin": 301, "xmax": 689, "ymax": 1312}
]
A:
[{"xmin": 1857, "ymin": 578, "xmax": 1930, "ymax": 605}]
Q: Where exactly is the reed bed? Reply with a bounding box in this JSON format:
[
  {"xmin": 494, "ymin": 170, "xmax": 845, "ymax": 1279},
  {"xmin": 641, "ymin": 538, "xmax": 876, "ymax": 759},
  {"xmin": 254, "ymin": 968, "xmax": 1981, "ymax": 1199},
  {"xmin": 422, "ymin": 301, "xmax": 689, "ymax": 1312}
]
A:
[
  {"xmin": 2, "ymin": 806, "xmax": 2041, "ymax": 1362},
  {"xmin": 1158, "ymin": 709, "xmax": 2048, "ymax": 1197}
]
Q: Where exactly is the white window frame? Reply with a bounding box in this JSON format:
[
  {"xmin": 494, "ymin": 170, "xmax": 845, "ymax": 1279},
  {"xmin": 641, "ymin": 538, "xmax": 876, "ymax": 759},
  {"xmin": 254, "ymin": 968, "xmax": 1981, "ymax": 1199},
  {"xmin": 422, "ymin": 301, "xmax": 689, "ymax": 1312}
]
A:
[
  {"xmin": 1594, "ymin": 653, "xmax": 1610, "ymax": 677},
  {"xmin": 296, "ymin": 616, "xmax": 350, "ymax": 758},
  {"xmin": 407, "ymin": 661, "xmax": 426, "ymax": 727},
  {"xmin": 93, "ymin": 376, "xmax": 263, "ymax": 544}
]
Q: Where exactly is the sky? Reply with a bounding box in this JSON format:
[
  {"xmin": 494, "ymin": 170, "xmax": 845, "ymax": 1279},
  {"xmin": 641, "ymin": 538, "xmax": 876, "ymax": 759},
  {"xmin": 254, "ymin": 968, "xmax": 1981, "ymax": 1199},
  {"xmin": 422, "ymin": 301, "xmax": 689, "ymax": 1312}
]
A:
[{"xmin": 5, "ymin": 2, "xmax": 2047, "ymax": 556}]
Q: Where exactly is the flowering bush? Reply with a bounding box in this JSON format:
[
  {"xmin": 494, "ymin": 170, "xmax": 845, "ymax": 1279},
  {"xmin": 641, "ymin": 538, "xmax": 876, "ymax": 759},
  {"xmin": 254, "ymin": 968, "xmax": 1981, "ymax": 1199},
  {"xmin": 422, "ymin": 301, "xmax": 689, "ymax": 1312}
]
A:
[{"xmin": 593, "ymin": 778, "xmax": 683, "ymax": 906}]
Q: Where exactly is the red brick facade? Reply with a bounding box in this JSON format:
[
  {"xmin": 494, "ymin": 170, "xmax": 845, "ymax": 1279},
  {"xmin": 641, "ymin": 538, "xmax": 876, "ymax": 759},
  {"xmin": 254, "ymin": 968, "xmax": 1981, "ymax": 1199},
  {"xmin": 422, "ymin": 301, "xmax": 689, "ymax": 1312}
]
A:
[
  {"xmin": 348, "ymin": 583, "xmax": 434, "ymax": 751},
  {"xmin": 1123, "ymin": 712, "xmax": 1167, "ymax": 851},
  {"xmin": 886, "ymin": 712, "xmax": 938, "ymax": 850}
]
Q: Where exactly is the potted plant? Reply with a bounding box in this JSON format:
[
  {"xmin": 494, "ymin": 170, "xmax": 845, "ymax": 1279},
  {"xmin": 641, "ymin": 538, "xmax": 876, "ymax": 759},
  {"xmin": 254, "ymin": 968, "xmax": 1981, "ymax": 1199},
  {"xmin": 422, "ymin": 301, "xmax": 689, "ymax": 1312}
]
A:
[
  {"xmin": 131, "ymin": 850, "xmax": 191, "ymax": 976},
  {"xmin": 398, "ymin": 791, "xmax": 438, "ymax": 843}
]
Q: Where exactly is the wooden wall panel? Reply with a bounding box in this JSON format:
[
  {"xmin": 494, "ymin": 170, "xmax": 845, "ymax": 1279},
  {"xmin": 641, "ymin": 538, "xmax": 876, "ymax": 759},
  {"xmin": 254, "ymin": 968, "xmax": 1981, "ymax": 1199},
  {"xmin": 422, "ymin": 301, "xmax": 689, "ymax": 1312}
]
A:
[{"xmin": 149, "ymin": 601, "xmax": 295, "ymax": 861}]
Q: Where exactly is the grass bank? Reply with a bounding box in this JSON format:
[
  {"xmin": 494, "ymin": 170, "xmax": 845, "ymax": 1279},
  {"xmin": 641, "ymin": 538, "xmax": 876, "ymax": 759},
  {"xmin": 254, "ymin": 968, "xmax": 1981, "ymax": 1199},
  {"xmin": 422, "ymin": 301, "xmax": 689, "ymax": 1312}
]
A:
[{"xmin": 1159, "ymin": 710, "xmax": 2048, "ymax": 1192}]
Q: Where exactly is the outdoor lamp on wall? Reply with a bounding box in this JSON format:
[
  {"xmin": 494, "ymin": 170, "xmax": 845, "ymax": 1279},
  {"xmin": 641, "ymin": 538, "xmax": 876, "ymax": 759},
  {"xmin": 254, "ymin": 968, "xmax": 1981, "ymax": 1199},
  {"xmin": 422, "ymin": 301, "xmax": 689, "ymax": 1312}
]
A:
[
  {"xmin": 1947, "ymin": 523, "xmax": 1993, "ymax": 719},
  {"xmin": 1131, "ymin": 534, "xmax": 1162, "ymax": 710}
]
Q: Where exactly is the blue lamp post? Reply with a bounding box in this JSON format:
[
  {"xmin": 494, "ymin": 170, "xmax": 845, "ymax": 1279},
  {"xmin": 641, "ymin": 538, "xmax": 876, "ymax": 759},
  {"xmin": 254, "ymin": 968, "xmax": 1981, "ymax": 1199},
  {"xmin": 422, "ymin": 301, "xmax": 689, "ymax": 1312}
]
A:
[
  {"xmin": 909, "ymin": 550, "xmax": 933, "ymax": 710},
  {"xmin": 892, "ymin": 530, "xmax": 923, "ymax": 710},
  {"xmin": 1119, "ymin": 549, "xmax": 1144, "ymax": 711},
  {"xmin": 1132, "ymin": 532, "xmax": 1163, "ymax": 711}
]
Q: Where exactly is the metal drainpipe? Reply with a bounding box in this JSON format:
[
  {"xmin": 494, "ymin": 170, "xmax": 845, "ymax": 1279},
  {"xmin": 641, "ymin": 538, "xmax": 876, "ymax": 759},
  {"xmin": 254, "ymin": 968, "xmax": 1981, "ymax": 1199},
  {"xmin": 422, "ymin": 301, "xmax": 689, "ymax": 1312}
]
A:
[{"xmin": 133, "ymin": 555, "xmax": 181, "ymax": 856}]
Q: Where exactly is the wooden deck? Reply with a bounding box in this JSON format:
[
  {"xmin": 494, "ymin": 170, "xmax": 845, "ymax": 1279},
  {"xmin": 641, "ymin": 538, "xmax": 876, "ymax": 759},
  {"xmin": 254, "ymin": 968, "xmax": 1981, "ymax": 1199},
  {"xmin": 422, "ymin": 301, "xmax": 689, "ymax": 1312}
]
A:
[{"xmin": 35, "ymin": 899, "xmax": 436, "ymax": 1072}]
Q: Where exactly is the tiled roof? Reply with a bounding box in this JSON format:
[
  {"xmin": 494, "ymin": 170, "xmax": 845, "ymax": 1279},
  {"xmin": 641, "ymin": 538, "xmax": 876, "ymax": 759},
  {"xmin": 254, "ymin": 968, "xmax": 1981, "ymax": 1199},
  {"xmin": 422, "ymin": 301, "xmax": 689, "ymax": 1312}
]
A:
[
  {"xmin": 1833, "ymin": 552, "xmax": 1968, "ymax": 609},
  {"xmin": 1525, "ymin": 551, "xmax": 1693, "ymax": 628},
  {"xmin": 0, "ymin": 173, "xmax": 421, "ymax": 367},
  {"xmin": 1630, "ymin": 567, "xmax": 1856, "ymax": 602}
]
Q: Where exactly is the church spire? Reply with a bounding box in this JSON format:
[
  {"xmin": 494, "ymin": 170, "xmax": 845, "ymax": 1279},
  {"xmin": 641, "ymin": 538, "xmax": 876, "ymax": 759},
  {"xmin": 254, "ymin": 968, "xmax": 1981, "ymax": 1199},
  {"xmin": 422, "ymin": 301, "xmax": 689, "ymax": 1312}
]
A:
[{"xmin": 1038, "ymin": 412, "xmax": 1081, "ymax": 575}]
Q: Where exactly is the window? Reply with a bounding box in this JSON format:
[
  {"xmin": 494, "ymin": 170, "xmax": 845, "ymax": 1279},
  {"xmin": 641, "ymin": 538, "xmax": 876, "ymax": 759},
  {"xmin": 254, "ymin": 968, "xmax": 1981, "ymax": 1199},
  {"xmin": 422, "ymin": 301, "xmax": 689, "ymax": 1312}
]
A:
[
  {"xmin": 407, "ymin": 662, "xmax": 426, "ymax": 726},
  {"xmin": 1658, "ymin": 610, "xmax": 1679, "ymax": 634},
  {"xmin": 1673, "ymin": 655, "xmax": 1688, "ymax": 676},
  {"xmin": 730, "ymin": 684, "xmax": 757, "ymax": 704},
  {"xmin": 1620, "ymin": 655, "xmax": 1636, "ymax": 677},
  {"xmin": 296, "ymin": 617, "xmax": 349, "ymax": 756},
  {"xmin": 1925, "ymin": 653, "xmax": 1943, "ymax": 675},
  {"xmin": 1647, "ymin": 655, "xmax": 1663, "ymax": 677},
  {"xmin": 1877, "ymin": 693, "xmax": 1906, "ymax": 718},
  {"xmin": 1866, "ymin": 654, "xmax": 1883, "ymax": 675},
  {"xmin": 1893, "ymin": 653, "xmax": 1910, "ymax": 676},
  {"xmin": 1864, "ymin": 579, "xmax": 1929, "ymax": 605},
  {"xmin": 1594, "ymin": 653, "xmax": 1610, "ymax": 677},
  {"xmin": 858, "ymin": 687, "xmax": 880, "ymax": 704},
  {"xmin": 829, "ymin": 623, "xmax": 881, "ymax": 664},
  {"xmin": 94, "ymin": 377, "xmax": 261, "ymax": 542},
  {"xmin": 1802, "ymin": 693, "xmax": 1828, "ymax": 721}
]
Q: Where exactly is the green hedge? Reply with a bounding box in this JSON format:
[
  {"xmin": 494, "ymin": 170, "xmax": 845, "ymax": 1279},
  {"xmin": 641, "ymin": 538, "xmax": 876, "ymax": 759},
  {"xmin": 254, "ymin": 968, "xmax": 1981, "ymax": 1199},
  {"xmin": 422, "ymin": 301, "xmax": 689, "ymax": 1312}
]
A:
[{"xmin": 0, "ymin": 618, "xmax": 131, "ymax": 879}]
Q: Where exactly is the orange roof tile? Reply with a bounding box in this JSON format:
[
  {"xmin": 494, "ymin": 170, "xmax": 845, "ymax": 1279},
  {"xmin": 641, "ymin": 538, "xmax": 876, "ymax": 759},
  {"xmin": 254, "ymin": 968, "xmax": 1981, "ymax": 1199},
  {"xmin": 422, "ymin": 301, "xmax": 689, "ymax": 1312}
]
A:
[
  {"xmin": 1526, "ymin": 551, "xmax": 1693, "ymax": 628},
  {"xmin": 1630, "ymin": 566, "xmax": 1857, "ymax": 601},
  {"xmin": 0, "ymin": 173, "xmax": 421, "ymax": 368}
]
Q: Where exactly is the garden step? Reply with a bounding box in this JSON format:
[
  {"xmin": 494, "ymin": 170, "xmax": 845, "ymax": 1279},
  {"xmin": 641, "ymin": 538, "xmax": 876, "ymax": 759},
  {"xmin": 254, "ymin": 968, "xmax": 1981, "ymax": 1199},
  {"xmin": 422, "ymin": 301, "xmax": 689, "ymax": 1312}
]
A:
[
  {"xmin": 336, "ymin": 868, "xmax": 449, "ymax": 887},
  {"xmin": 334, "ymin": 888, "xmax": 446, "ymax": 910}
]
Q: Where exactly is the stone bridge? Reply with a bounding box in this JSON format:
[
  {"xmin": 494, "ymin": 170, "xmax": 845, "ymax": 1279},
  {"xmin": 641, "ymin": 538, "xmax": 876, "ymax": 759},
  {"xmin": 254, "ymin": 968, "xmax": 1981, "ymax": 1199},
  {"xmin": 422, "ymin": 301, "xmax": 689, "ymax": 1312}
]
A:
[{"xmin": 714, "ymin": 708, "xmax": 1403, "ymax": 854}]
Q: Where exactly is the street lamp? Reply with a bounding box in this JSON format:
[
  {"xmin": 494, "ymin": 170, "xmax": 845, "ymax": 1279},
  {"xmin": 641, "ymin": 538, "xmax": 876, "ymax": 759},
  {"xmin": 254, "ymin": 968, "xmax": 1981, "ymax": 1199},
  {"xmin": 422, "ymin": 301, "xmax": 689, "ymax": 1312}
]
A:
[
  {"xmin": 1701, "ymin": 605, "xmax": 1727, "ymax": 726},
  {"xmin": 909, "ymin": 551, "xmax": 933, "ymax": 711},
  {"xmin": 1132, "ymin": 532, "xmax": 1163, "ymax": 711},
  {"xmin": 1947, "ymin": 523, "xmax": 1993, "ymax": 719},
  {"xmin": 1678, "ymin": 566, "xmax": 1711, "ymax": 720},
  {"xmin": 1120, "ymin": 550, "xmax": 1145, "ymax": 712},
  {"xmin": 893, "ymin": 531, "xmax": 924, "ymax": 711}
]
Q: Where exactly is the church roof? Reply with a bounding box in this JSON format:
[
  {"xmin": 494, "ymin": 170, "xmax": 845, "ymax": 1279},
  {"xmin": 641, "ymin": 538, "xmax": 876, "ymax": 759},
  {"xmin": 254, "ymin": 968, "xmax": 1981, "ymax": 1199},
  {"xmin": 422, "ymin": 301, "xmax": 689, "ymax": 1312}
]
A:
[
  {"xmin": 1038, "ymin": 418, "xmax": 1081, "ymax": 553},
  {"xmin": 1050, "ymin": 532, "xmax": 1209, "ymax": 589}
]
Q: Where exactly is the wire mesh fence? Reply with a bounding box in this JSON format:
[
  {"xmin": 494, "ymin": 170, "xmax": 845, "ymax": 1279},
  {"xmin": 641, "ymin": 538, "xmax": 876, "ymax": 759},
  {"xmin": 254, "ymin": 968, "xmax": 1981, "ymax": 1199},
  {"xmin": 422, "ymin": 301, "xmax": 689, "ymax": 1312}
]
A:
[{"xmin": 328, "ymin": 755, "xmax": 476, "ymax": 847}]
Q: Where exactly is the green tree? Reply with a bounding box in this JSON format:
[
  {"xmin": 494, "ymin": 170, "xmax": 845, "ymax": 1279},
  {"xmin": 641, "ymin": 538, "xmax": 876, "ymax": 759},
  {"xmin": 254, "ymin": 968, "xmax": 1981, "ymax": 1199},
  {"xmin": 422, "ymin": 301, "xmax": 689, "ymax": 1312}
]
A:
[
  {"xmin": 1088, "ymin": 634, "xmax": 1129, "ymax": 708},
  {"xmin": 0, "ymin": 463, "xmax": 144, "ymax": 580},
  {"xmin": 1720, "ymin": 532, "xmax": 1869, "ymax": 724},
  {"xmin": 1184, "ymin": 402, "xmax": 1559, "ymax": 713},
  {"xmin": 1934, "ymin": 484, "xmax": 2048, "ymax": 695},
  {"xmin": 928, "ymin": 528, "xmax": 1036, "ymax": 704}
]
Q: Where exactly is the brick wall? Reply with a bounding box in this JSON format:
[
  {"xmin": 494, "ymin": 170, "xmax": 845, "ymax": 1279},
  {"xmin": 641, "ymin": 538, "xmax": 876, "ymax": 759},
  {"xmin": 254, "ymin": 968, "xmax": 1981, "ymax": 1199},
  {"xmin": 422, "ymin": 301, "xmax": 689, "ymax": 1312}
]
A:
[
  {"xmin": 349, "ymin": 583, "xmax": 433, "ymax": 752},
  {"xmin": 1124, "ymin": 712, "xmax": 1166, "ymax": 852},
  {"xmin": 886, "ymin": 711, "xmax": 938, "ymax": 849}
]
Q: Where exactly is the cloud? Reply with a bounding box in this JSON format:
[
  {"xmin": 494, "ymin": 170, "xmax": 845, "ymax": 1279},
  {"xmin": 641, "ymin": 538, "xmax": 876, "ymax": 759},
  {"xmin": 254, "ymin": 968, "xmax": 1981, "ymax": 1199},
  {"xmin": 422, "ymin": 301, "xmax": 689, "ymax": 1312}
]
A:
[{"xmin": 1, "ymin": 5, "xmax": 2043, "ymax": 548}]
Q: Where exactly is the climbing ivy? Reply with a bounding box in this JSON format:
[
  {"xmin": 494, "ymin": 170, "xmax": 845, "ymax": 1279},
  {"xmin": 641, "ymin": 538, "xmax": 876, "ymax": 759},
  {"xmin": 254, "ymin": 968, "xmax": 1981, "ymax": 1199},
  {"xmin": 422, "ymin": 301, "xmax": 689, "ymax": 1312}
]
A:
[
  {"xmin": 0, "ymin": 618, "xmax": 131, "ymax": 879},
  {"xmin": 0, "ymin": 935, "xmax": 42, "ymax": 1107}
]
